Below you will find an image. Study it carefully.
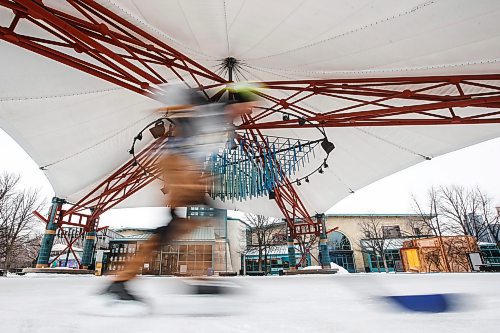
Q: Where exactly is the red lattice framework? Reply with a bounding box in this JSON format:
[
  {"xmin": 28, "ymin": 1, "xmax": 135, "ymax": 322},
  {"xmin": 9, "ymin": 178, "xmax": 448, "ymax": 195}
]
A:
[
  {"xmin": 31, "ymin": 134, "xmax": 167, "ymax": 267},
  {"xmin": 34, "ymin": 209, "xmax": 108, "ymax": 267},
  {"xmin": 238, "ymin": 113, "xmax": 318, "ymax": 233},
  {"xmin": 243, "ymin": 75, "xmax": 500, "ymax": 129},
  {"xmin": 0, "ymin": 0, "xmax": 227, "ymax": 96},
  {"xmin": 1, "ymin": 0, "xmax": 500, "ymax": 258}
]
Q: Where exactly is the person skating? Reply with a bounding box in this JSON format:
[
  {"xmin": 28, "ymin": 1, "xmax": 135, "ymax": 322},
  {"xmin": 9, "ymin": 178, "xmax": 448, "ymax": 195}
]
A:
[{"xmin": 102, "ymin": 84, "xmax": 257, "ymax": 303}]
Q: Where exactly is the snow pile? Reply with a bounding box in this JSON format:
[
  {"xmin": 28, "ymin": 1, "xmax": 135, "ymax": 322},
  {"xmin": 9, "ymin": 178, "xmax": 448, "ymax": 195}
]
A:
[
  {"xmin": 297, "ymin": 263, "xmax": 350, "ymax": 274},
  {"xmin": 330, "ymin": 262, "xmax": 350, "ymax": 274}
]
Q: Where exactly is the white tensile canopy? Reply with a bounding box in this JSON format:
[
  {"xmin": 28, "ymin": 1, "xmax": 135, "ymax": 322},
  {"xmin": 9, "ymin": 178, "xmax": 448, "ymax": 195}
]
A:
[{"xmin": 1, "ymin": 0, "xmax": 500, "ymax": 217}]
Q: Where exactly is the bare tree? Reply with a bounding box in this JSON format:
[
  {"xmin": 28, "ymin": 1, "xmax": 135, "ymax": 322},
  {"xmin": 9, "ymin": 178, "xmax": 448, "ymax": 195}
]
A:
[
  {"xmin": 476, "ymin": 187, "xmax": 500, "ymax": 244},
  {"xmin": 0, "ymin": 172, "xmax": 19, "ymax": 204},
  {"xmin": 411, "ymin": 187, "xmax": 449, "ymax": 237},
  {"xmin": 438, "ymin": 185, "xmax": 471, "ymax": 236},
  {"xmin": 422, "ymin": 248, "xmax": 442, "ymax": 272},
  {"xmin": 445, "ymin": 237, "xmax": 474, "ymax": 271},
  {"xmin": 0, "ymin": 172, "xmax": 46, "ymax": 273},
  {"xmin": 414, "ymin": 186, "xmax": 496, "ymax": 240},
  {"xmin": 0, "ymin": 172, "xmax": 20, "ymax": 268},
  {"xmin": 436, "ymin": 185, "xmax": 499, "ymax": 246},
  {"xmin": 358, "ymin": 216, "xmax": 398, "ymax": 273},
  {"xmin": 411, "ymin": 185, "xmax": 499, "ymax": 272},
  {"xmin": 411, "ymin": 188, "xmax": 453, "ymax": 271},
  {"xmin": 243, "ymin": 214, "xmax": 285, "ymax": 274}
]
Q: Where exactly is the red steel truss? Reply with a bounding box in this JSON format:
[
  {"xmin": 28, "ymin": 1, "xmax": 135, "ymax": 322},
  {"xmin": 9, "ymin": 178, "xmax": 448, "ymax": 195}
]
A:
[
  {"xmin": 239, "ymin": 113, "xmax": 318, "ymax": 234},
  {"xmin": 242, "ymin": 74, "xmax": 500, "ymax": 129},
  {"xmin": 65, "ymin": 136, "xmax": 168, "ymax": 220},
  {"xmin": 33, "ymin": 134, "xmax": 167, "ymax": 222},
  {"xmin": 2, "ymin": 0, "xmax": 500, "ymax": 264},
  {"xmin": 30, "ymin": 134, "xmax": 166, "ymax": 268},
  {"xmin": 34, "ymin": 208, "xmax": 108, "ymax": 267},
  {"xmin": 0, "ymin": 0, "xmax": 227, "ymax": 97},
  {"xmin": 0, "ymin": 0, "xmax": 317, "ymax": 234},
  {"xmin": 30, "ymin": 133, "xmax": 166, "ymax": 268}
]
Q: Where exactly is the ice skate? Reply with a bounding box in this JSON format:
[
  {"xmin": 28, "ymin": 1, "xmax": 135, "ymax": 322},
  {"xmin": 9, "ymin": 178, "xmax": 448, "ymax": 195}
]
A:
[
  {"xmin": 80, "ymin": 281, "xmax": 151, "ymax": 317},
  {"xmin": 183, "ymin": 278, "xmax": 242, "ymax": 295},
  {"xmin": 148, "ymin": 278, "xmax": 243, "ymax": 317},
  {"xmin": 101, "ymin": 280, "xmax": 143, "ymax": 301}
]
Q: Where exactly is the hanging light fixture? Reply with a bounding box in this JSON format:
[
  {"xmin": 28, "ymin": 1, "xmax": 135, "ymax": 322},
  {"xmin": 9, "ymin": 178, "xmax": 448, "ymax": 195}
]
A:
[
  {"xmin": 321, "ymin": 139, "xmax": 335, "ymax": 154},
  {"xmin": 297, "ymin": 179, "xmax": 302, "ymax": 186},
  {"xmin": 305, "ymin": 177, "xmax": 310, "ymax": 183},
  {"xmin": 318, "ymin": 167, "xmax": 324, "ymax": 174},
  {"xmin": 149, "ymin": 120, "xmax": 166, "ymax": 138},
  {"xmin": 323, "ymin": 161, "xmax": 329, "ymax": 168},
  {"xmin": 268, "ymin": 190, "xmax": 276, "ymax": 200}
]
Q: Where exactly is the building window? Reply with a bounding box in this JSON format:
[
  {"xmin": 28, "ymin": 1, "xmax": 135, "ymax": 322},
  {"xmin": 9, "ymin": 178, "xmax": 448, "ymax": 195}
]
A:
[
  {"xmin": 177, "ymin": 244, "xmax": 212, "ymax": 276},
  {"xmin": 326, "ymin": 231, "xmax": 356, "ymax": 273},
  {"xmin": 382, "ymin": 226, "xmax": 401, "ymax": 238},
  {"xmin": 480, "ymin": 244, "xmax": 500, "ymax": 264},
  {"xmin": 368, "ymin": 250, "xmax": 401, "ymax": 272},
  {"xmin": 327, "ymin": 231, "xmax": 352, "ymax": 251}
]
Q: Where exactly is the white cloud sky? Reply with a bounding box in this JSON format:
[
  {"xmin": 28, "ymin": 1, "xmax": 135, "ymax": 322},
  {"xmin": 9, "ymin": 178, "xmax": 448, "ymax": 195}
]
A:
[
  {"xmin": 328, "ymin": 136, "xmax": 500, "ymax": 214},
  {"xmin": 1, "ymin": 128, "xmax": 499, "ymax": 229}
]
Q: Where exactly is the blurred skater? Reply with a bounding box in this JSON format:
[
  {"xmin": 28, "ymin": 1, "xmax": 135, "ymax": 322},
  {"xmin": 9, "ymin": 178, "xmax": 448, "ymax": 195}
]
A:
[{"xmin": 103, "ymin": 84, "xmax": 257, "ymax": 302}]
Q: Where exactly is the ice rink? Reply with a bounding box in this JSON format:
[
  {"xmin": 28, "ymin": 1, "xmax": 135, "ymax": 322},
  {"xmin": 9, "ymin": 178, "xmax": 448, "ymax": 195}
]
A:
[{"xmin": 1, "ymin": 273, "xmax": 499, "ymax": 333}]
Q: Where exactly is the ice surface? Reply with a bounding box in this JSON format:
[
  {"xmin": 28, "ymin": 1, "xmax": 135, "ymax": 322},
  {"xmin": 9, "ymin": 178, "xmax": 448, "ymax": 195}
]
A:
[{"xmin": 0, "ymin": 273, "xmax": 499, "ymax": 332}]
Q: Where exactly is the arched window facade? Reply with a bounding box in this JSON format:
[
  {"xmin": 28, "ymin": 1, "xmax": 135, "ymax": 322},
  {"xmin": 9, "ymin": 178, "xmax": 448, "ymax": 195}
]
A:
[
  {"xmin": 327, "ymin": 231, "xmax": 352, "ymax": 251},
  {"xmin": 326, "ymin": 231, "xmax": 356, "ymax": 273}
]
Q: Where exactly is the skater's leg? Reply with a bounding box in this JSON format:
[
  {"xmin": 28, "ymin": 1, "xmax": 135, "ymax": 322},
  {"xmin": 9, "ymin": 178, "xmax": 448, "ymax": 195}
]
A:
[
  {"xmin": 160, "ymin": 154, "xmax": 206, "ymax": 207},
  {"xmin": 103, "ymin": 235, "xmax": 161, "ymax": 301},
  {"xmin": 103, "ymin": 154, "xmax": 208, "ymax": 300},
  {"xmin": 157, "ymin": 153, "xmax": 211, "ymax": 243},
  {"xmin": 113, "ymin": 155, "xmax": 203, "ymax": 283},
  {"xmin": 114, "ymin": 235, "xmax": 161, "ymax": 282}
]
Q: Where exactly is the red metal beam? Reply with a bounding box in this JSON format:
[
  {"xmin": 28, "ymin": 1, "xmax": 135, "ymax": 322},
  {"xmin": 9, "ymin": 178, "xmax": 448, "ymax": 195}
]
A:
[
  {"xmin": 48, "ymin": 226, "xmax": 84, "ymax": 267},
  {"xmin": 63, "ymin": 135, "xmax": 169, "ymax": 219},
  {"xmin": 240, "ymin": 74, "xmax": 500, "ymax": 129},
  {"xmin": 0, "ymin": 0, "xmax": 227, "ymax": 99},
  {"xmin": 240, "ymin": 113, "xmax": 316, "ymax": 234},
  {"xmin": 33, "ymin": 210, "xmax": 48, "ymax": 224}
]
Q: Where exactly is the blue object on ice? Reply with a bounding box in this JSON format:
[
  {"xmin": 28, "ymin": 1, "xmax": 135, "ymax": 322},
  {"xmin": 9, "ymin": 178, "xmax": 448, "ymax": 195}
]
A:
[{"xmin": 385, "ymin": 293, "xmax": 456, "ymax": 313}]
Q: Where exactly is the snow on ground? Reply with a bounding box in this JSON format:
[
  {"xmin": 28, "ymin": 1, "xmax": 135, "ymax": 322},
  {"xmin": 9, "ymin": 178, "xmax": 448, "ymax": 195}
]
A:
[
  {"xmin": 330, "ymin": 262, "xmax": 350, "ymax": 274},
  {"xmin": 1, "ymin": 273, "xmax": 499, "ymax": 333},
  {"xmin": 299, "ymin": 263, "xmax": 350, "ymax": 274}
]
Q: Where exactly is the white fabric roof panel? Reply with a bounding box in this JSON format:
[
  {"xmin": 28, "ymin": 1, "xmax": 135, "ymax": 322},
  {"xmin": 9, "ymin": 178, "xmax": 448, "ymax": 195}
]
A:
[
  {"xmin": 1, "ymin": 0, "xmax": 500, "ymax": 217},
  {"xmin": 109, "ymin": 0, "xmax": 500, "ymax": 77},
  {"xmin": 0, "ymin": 41, "xmax": 161, "ymax": 201}
]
